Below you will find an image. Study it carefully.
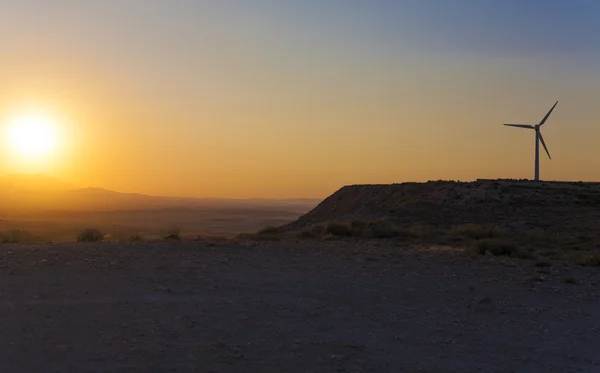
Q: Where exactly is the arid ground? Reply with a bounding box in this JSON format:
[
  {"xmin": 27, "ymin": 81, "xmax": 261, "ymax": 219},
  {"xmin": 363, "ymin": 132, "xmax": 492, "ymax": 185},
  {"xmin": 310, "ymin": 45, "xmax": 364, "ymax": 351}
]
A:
[{"xmin": 2, "ymin": 240, "xmax": 599, "ymax": 372}]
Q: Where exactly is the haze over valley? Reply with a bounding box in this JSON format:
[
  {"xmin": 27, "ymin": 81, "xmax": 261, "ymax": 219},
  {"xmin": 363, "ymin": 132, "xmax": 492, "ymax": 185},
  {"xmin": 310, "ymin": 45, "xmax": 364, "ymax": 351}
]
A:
[{"xmin": 0, "ymin": 173, "xmax": 319, "ymax": 240}]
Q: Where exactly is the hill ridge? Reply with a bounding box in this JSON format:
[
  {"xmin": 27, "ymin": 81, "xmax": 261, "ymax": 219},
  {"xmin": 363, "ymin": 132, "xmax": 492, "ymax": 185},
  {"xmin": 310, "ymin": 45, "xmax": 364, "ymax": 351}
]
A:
[{"xmin": 283, "ymin": 180, "xmax": 600, "ymax": 232}]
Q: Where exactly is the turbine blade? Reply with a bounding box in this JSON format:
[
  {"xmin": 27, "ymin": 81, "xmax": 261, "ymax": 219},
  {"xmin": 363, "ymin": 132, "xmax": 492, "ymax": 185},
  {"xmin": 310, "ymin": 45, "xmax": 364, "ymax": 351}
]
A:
[
  {"xmin": 503, "ymin": 124, "xmax": 535, "ymax": 129},
  {"xmin": 539, "ymin": 101, "xmax": 558, "ymax": 125},
  {"xmin": 538, "ymin": 131, "xmax": 551, "ymax": 159}
]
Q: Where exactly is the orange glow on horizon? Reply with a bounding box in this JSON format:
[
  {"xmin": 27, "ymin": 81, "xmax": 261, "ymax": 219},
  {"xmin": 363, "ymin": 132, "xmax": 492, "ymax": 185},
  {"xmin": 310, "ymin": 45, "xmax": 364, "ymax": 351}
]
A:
[{"xmin": 0, "ymin": 3, "xmax": 598, "ymax": 199}]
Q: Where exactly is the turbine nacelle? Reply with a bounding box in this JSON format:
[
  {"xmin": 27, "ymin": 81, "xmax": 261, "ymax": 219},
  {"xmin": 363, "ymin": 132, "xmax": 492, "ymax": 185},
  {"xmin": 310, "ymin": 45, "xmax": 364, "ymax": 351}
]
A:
[{"xmin": 503, "ymin": 101, "xmax": 558, "ymax": 181}]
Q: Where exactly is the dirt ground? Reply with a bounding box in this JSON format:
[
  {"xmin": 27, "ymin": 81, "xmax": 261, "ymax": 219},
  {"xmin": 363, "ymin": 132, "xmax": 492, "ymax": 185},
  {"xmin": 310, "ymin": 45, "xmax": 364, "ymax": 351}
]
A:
[{"xmin": 1, "ymin": 240, "xmax": 599, "ymax": 372}]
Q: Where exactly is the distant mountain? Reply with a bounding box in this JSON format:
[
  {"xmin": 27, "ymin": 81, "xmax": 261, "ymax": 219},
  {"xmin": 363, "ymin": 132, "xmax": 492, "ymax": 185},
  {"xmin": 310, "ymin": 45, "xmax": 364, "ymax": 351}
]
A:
[{"xmin": 0, "ymin": 174, "xmax": 321, "ymax": 215}]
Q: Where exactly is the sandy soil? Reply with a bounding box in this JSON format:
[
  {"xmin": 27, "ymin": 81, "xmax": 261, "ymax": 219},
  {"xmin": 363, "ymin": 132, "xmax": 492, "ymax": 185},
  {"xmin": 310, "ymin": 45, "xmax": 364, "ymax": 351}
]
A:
[{"xmin": 1, "ymin": 240, "xmax": 599, "ymax": 372}]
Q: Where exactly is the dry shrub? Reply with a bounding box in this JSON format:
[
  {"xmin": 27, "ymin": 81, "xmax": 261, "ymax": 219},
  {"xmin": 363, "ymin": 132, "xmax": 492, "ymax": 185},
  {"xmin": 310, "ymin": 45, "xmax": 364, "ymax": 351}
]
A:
[
  {"xmin": 163, "ymin": 225, "xmax": 182, "ymax": 240},
  {"xmin": 77, "ymin": 228, "xmax": 104, "ymax": 242},
  {"xmin": 311, "ymin": 225, "xmax": 325, "ymax": 236},
  {"xmin": 258, "ymin": 226, "xmax": 282, "ymax": 236},
  {"xmin": 297, "ymin": 225, "xmax": 326, "ymax": 239},
  {"xmin": 127, "ymin": 234, "xmax": 144, "ymax": 242},
  {"xmin": 1, "ymin": 229, "xmax": 38, "ymax": 243},
  {"xmin": 466, "ymin": 238, "xmax": 533, "ymax": 259},
  {"xmin": 234, "ymin": 233, "xmax": 254, "ymax": 241},
  {"xmin": 324, "ymin": 221, "xmax": 352, "ymax": 237},
  {"xmin": 350, "ymin": 220, "xmax": 368, "ymax": 237}
]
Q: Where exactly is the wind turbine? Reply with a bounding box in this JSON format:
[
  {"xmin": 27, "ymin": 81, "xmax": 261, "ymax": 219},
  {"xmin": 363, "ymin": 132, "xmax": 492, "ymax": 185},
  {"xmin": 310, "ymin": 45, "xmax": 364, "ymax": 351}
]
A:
[{"xmin": 504, "ymin": 101, "xmax": 558, "ymax": 181}]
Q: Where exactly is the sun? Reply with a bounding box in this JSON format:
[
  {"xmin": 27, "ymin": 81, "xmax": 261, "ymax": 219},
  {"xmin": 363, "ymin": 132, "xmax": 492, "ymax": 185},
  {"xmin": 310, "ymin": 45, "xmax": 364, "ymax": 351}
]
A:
[{"xmin": 5, "ymin": 114, "xmax": 59, "ymax": 158}]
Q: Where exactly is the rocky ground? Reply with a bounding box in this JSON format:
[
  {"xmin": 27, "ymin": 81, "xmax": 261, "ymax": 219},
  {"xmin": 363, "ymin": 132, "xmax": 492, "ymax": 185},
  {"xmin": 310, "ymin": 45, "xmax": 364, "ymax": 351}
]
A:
[{"xmin": 1, "ymin": 240, "xmax": 599, "ymax": 372}]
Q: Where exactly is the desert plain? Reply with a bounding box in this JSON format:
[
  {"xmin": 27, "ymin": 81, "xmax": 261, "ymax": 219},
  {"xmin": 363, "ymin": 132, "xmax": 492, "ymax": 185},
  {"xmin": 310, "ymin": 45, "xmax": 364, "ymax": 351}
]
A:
[{"xmin": 2, "ymin": 180, "xmax": 600, "ymax": 372}]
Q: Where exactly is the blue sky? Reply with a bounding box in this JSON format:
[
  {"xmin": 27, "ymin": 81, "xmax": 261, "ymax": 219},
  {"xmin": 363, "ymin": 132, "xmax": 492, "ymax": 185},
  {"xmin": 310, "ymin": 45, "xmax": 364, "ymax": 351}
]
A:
[{"xmin": 3, "ymin": 0, "xmax": 598, "ymax": 70}]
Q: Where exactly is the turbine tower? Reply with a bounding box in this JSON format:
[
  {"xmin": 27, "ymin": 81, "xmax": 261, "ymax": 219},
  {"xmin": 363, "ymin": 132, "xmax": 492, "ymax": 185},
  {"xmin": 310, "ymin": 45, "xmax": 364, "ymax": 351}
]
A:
[{"xmin": 504, "ymin": 101, "xmax": 558, "ymax": 181}]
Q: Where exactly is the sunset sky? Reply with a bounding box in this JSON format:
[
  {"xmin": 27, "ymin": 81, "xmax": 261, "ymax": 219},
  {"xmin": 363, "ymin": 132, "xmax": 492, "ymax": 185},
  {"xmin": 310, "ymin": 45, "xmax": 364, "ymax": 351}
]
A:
[{"xmin": 1, "ymin": 0, "xmax": 599, "ymax": 198}]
